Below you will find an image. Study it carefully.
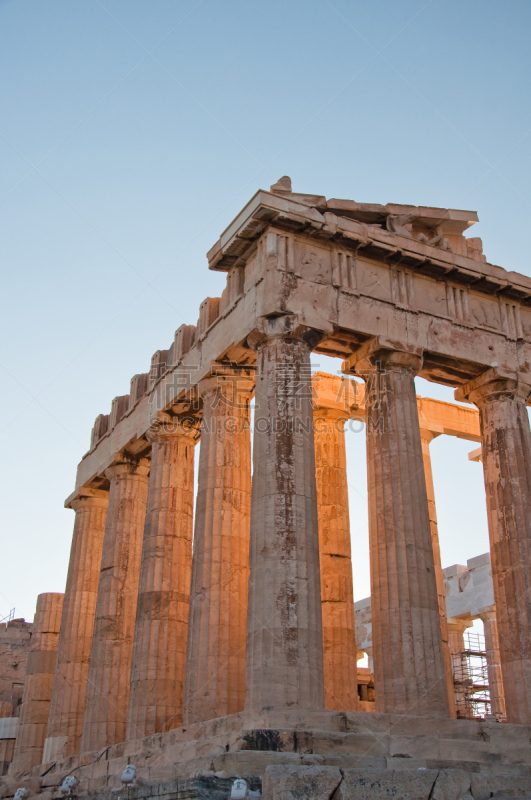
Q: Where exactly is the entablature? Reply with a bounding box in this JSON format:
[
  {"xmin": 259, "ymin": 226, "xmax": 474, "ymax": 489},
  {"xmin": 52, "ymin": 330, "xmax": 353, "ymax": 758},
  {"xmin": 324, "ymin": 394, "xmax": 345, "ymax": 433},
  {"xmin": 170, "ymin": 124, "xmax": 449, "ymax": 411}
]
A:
[
  {"xmin": 207, "ymin": 187, "xmax": 531, "ymax": 304},
  {"xmin": 71, "ymin": 180, "xmax": 530, "ymax": 501}
]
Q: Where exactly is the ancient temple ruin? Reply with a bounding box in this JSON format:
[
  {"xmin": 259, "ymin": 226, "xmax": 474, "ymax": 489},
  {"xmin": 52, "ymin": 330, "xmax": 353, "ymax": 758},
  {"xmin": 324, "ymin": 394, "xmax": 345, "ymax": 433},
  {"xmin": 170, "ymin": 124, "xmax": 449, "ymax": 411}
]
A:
[{"xmin": 3, "ymin": 178, "xmax": 531, "ymax": 798}]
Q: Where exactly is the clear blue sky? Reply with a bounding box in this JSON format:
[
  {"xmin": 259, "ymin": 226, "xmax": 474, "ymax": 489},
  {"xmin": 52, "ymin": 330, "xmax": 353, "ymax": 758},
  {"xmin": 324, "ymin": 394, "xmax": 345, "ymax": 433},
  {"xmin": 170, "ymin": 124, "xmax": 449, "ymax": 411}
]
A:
[{"xmin": 1, "ymin": 0, "xmax": 530, "ymax": 620}]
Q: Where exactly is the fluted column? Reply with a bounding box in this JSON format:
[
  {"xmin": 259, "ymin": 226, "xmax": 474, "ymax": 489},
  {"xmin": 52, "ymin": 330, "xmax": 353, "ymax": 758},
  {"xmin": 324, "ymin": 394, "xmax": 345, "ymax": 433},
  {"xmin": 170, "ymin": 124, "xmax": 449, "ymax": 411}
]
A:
[
  {"xmin": 44, "ymin": 490, "xmax": 108, "ymax": 761},
  {"xmin": 313, "ymin": 407, "xmax": 358, "ymax": 711},
  {"xmin": 127, "ymin": 419, "xmax": 198, "ymax": 739},
  {"xmin": 80, "ymin": 458, "xmax": 149, "ymax": 752},
  {"xmin": 346, "ymin": 341, "xmax": 450, "ymax": 717},
  {"xmin": 447, "ymin": 617, "xmax": 471, "ymax": 718},
  {"xmin": 184, "ymin": 371, "xmax": 253, "ymax": 723},
  {"xmin": 245, "ymin": 316, "xmax": 325, "ymax": 711},
  {"xmin": 480, "ymin": 610, "xmax": 506, "ymax": 719},
  {"xmin": 420, "ymin": 430, "xmax": 457, "ymax": 718},
  {"xmin": 9, "ymin": 594, "xmax": 64, "ymax": 775},
  {"xmin": 456, "ymin": 370, "xmax": 531, "ymax": 724}
]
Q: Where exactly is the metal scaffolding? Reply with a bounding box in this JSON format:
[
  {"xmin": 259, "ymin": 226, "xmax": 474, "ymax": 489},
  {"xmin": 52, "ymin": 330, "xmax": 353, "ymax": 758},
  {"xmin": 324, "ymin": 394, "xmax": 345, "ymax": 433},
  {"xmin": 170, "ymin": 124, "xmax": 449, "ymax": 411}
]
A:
[{"xmin": 453, "ymin": 631, "xmax": 491, "ymax": 720}]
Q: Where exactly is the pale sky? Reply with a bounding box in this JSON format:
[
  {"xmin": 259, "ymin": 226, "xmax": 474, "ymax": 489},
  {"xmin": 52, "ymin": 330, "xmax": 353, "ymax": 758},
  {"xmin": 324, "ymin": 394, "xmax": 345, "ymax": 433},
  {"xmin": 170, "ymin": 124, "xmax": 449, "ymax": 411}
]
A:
[{"xmin": 1, "ymin": 0, "xmax": 530, "ymax": 620}]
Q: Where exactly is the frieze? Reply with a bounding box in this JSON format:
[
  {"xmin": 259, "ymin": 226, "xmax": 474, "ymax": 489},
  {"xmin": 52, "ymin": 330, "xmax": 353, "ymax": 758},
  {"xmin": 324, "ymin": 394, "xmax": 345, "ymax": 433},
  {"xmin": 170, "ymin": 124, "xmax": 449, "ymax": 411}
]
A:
[{"xmin": 468, "ymin": 292, "xmax": 502, "ymax": 332}]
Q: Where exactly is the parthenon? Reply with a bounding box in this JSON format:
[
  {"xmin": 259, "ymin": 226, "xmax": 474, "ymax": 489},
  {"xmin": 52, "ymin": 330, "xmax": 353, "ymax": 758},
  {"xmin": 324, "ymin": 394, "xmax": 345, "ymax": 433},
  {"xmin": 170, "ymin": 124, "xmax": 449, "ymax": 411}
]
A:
[{"xmin": 3, "ymin": 177, "xmax": 531, "ymax": 799}]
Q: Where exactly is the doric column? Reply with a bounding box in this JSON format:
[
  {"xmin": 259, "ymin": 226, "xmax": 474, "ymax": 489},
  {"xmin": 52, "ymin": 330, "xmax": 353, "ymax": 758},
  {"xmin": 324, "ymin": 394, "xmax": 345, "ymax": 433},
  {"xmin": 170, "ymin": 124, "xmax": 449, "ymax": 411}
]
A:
[
  {"xmin": 447, "ymin": 617, "xmax": 471, "ymax": 718},
  {"xmin": 126, "ymin": 418, "xmax": 199, "ymax": 740},
  {"xmin": 419, "ymin": 430, "xmax": 457, "ymax": 718},
  {"xmin": 9, "ymin": 594, "xmax": 64, "ymax": 775},
  {"xmin": 245, "ymin": 316, "xmax": 325, "ymax": 711},
  {"xmin": 345, "ymin": 340, "xmax": 450, "ymax": 717},
  {"xmin": 43, "ymin": 489, "xmax": 108, "ymax": 761},
  {"xmin": 480, "ymin": 609, "xmax": 506, "ymax": 719},
  {"xmin": 365, "ymin": 646, "xmax": 374, "ymax": 674},
  {"xmin": 80, "ymin": 458, "xmax": 149, "ymax": 752},
  {"xmin": 313, "ymin": 407, "xmax": 358, "ymax": 711},
  {"xmin": 183, "ymin": 370, "xmax": 253, "ymax": 723},
  {"xmin": 456, "ymin": 369, "xmax": 531, "ymax": 724}
]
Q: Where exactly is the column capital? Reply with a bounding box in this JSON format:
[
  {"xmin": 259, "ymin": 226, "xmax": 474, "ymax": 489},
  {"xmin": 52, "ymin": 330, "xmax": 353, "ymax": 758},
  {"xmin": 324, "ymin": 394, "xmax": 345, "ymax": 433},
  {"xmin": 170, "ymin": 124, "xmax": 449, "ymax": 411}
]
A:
[
  {"xmin": 69, "ymin": 493, "xmax": 109, "ymax": 513},
  {"xmin": 313, "ymin": 407, "xmax": 350, "ymax": 437},
  {"xmin": 198, "ymin": 366, "xmax": 255, "ymax": 402},
  {"xmin": 419, "ymin": 428, "xmax": 441, "ymax": 444},
  {"xmin": 104, "ymin": 457, "xmax": 150, "ymax": 482},
  {"xmin": 246, "ymin": 314, "xmax": 325, "ymax": 351},
  {"xmin": 447, "ymin": 616, "xmax": 473, "ymax": 635},
  {"xmin": 146, "ymin": 413, "xmax": 201, "ymax": 444},
  {"xmin": 342, "ymin": 337, "xmax": 423, "ymax": 377},
  {"xmin": 65, "ymin": 486, "xmax": 109, "ymax": 510},
  {"xmin": 479, "ymin": 607, "xmax": 497, "ymax": 624},
  {"xmin": 455, "ymin": 367, "xmax": 531, "ymax": 407},
  {"xmin": 313, "ymin": 406, "xmax": 349, "ymax": 422}
]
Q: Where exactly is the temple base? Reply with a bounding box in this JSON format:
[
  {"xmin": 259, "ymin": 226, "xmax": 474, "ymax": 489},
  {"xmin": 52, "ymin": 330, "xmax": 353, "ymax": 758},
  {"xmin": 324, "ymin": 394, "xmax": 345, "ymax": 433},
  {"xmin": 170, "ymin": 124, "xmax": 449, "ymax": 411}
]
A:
[{"xmin": 3, "ymin": 708, "xmax": 531, "ymax": 796}]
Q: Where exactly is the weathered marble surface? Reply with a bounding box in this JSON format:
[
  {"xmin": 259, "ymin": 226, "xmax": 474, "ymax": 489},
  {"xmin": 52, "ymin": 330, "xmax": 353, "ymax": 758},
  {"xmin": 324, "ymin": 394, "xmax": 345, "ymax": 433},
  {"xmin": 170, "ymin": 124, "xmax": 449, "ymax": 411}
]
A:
[{"xmin": 9, "ymin": 594, "xmax": 63, "ymax": 776}]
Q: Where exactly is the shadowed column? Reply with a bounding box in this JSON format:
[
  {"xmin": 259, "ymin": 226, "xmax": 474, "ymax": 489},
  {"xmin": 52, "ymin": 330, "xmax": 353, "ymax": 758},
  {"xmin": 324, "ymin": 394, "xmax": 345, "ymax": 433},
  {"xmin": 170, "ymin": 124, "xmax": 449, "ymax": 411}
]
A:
[
  {"xmin": 44, "ymin": 490, "xmax": 108, "ymax": 761},
  {"xmin": 80, "ymin": 458, "xmax": 149, "ymax": 752},
  {"xmin": 184, "ymin": 371, "xmax": 253, "ymax": 723},
  {"xmin": 245, "ymin": 316, "xmax": 325, "ymax": 711},
  {"xmin": 346, "ymin": 342, "xmax": 450, "ymax": 717},
  {"xmin": 420, "ymin": 430, "xmax": 457, "ymax": 718},
  {"xmin": 313, "ymin": 406, "xmax": 359, "ymax": 711},
  {"xmin": 9, "ymin": 593, "xmax": 64, "ymax": 775},
  {"xmin": 480, "ymin": 609, "xmax": 506, "ymax": 719},
  {"xmin": 457, "ymin": 369, "xmax": 531, "ymax": 723},
  {"xmin": 127, "ymin": 418, "xmax": 198, "ymax": 739}
]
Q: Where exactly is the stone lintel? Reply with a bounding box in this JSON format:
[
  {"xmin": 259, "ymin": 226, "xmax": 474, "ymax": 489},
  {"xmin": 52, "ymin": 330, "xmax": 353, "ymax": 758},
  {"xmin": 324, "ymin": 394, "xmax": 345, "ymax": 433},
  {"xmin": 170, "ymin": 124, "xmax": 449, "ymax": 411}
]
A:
[
  {"xmin": 468, "ymin": 445, "xmax": 482, "ymax": 462},
  {"xmin": 311, "ymin": 372, "xmax": 481, "ymax": 443},
  {"xmin": 312, "ymin": 371, "xmax": 359, "ymax": 415},
  {"xmin": 417, "ymin": 396, "xmax": 480, "ymax": 441},
  {"xmin": 442, "ymin": 563, "xmax": 468, "ymax": 578},
  {"xmin": 467, "ymin": 552, "xmax": 491, "ymax": 570}
]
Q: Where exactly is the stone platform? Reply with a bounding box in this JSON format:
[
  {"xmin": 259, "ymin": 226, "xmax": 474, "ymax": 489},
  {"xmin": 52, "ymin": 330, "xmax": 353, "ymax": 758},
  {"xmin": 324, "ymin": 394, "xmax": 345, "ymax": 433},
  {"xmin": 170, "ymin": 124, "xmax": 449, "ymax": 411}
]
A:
[{"xmin": 2, "ymin": 709, "xmax": 531, "ymax": 798}]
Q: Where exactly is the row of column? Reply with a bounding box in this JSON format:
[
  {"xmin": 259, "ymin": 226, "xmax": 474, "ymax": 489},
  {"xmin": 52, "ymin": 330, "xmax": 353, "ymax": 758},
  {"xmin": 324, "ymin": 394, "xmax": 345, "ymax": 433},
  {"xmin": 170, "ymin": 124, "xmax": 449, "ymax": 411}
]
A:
[{"xmin": 39, "ymin": 323, "xmax": 531, "ymax": 768}]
